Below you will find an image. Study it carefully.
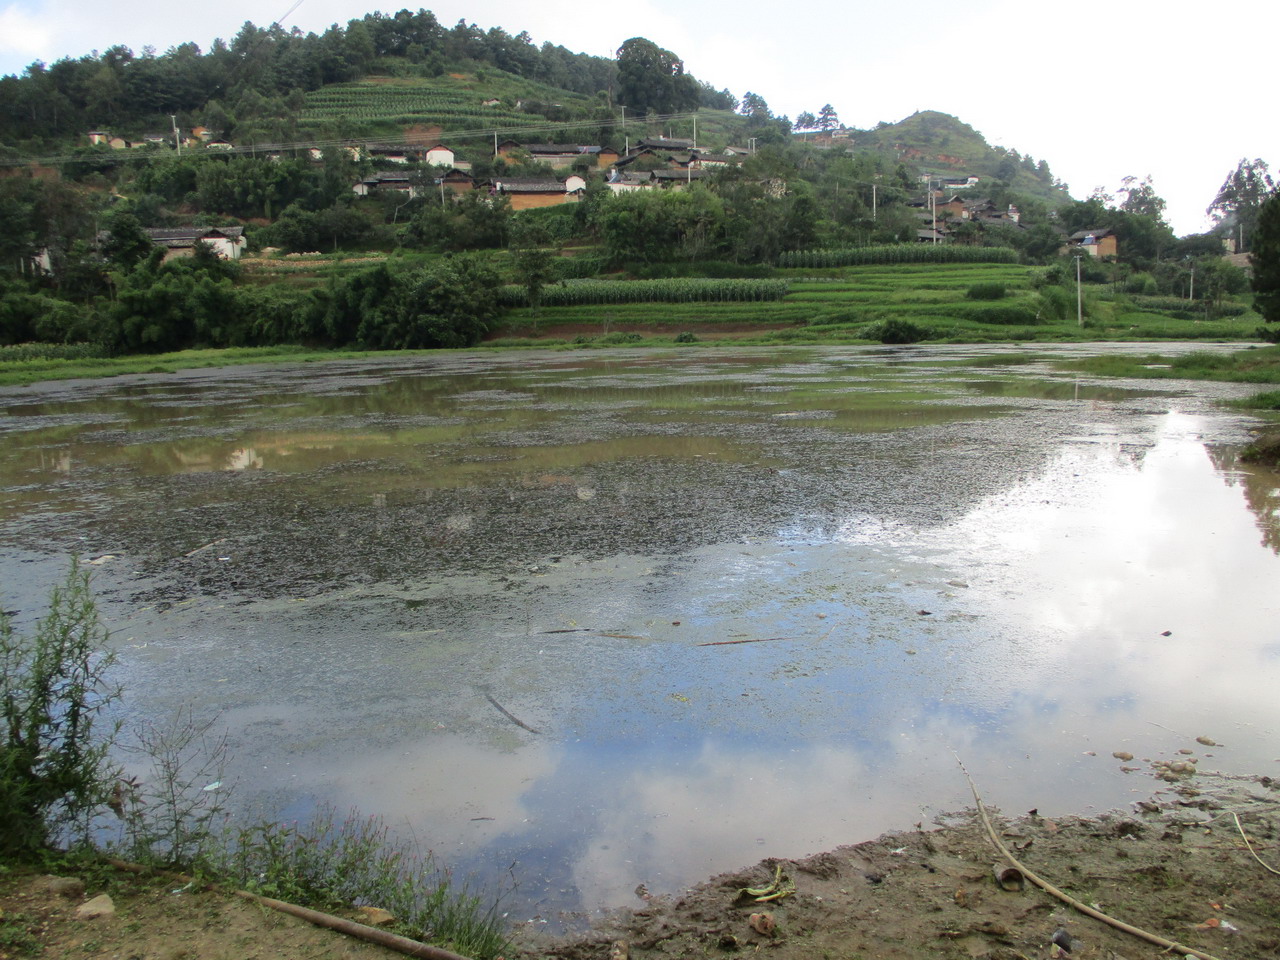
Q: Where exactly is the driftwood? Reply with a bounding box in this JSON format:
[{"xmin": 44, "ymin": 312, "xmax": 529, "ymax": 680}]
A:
[
  {"xmin": 952, "ymin": 756, "xmax": 1226, "ymax": 960},
  {"xmin": 696, "ymin": 637, "xmax": 788, "ymax": 647},
  {"xmin": 481, "ymin": 691, "xmax": 542, "ymax": 734},
  {"xmin": 107, "ymin": 859, "xmax": 476, "ymax": 960},
  {"xmin": 1234, "ymin": 811, "xmax": 1280, "ymax": 876}
]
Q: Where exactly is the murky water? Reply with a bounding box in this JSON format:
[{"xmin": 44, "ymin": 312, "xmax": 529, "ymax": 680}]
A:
[{"xmin": 2, "ymin": 344, "xmax": 1279, "ymax": 924}]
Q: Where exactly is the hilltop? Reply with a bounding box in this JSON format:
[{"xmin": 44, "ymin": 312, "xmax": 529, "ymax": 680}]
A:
[{"xmin": 853, "ymin": 110, "xmax": 1066, "ymax": 203}]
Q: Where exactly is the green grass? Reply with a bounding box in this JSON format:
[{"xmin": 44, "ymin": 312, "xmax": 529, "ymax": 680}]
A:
[
  {"xmin": 1057, "ymin": 345, "xmax": 1280, "ymax": 385},
  {"xmin": 218, "ymin": 806, "xmax": 510, "ymax": 959}
]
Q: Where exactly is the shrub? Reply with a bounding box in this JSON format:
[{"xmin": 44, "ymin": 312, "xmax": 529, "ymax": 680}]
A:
[
  {"xmin": 966, "ymin": 282, "xmax": 1007, "ymax": 301},
  {"xmin": 0, "ymin": 560, "xmax": 121, "ymax": 857},
  {"xmin": 1037, "ymin": 285, "xmax": 1075, "ymax": 321},
  {"xmin": 674, "ymin": 331, "xmax": 699, "ymax": 343},
  {"xmin": 860, "ymin": 318, "xmax": 931, "ymax": 343}
]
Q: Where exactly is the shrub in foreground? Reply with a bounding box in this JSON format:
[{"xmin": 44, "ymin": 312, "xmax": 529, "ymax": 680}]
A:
[{"xmin": 0, "ymin": 560, "xmax": 121, "ymax": 857}]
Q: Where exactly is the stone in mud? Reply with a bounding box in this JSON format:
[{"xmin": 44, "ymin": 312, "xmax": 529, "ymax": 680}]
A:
[{"xmin": 75, "ymin": 894, "xmax": 115, "ymax": 920}]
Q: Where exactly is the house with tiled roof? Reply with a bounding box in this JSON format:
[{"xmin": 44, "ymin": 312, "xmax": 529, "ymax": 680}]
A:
[
  {"xmin": 143, "ymin": 227, "xmax": 246, "ymax": 260},
  {"xmin": 485, "ymin": 176, "xmax": 585, "ymax": 210}
]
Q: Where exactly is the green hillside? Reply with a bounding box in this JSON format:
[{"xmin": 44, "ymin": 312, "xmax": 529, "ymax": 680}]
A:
[{"xmin": 854, "ymin": 111, "xmax": 1067, "ymax": 203}]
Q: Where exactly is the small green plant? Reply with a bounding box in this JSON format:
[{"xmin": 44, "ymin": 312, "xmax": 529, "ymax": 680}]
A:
[
  {"xmin": 0, "ymin": 559, "xmax": 121, "ymax": 858},
  {"xmin": 115, "ymin": 706, "xmax": 232, "ymax": 867},
  {"xmin": 0, "ymin": 911, "xmax": 42, "ymax": 956},
  {"xmin": 674, "ymin": 331, "xmax": 698, "ymax": 343}
]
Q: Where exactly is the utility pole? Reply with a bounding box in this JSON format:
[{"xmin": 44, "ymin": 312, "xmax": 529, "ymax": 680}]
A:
[
  {"xmin": 872, "ymin": 182, "xmax": 877, "ymax": 219},
  {"xmin": 1075, "ymin": 255, "xmax": 1083, "ymax": 327},
  {"xmin": 170, "ymin": 115, "xmax": 181, "ymax": 155},
  {"xmin": 621, "ymin": 106, "xmax": 627, "ymax": 154}
]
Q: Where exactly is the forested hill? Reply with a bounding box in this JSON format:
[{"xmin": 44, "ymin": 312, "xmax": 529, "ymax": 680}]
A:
[
  {"xmin": 0, "ymin": 6, "xmax": 1063, "ymax": 202},
  {"xmin": 0, "ymin": 9, "xmax": 733, "ymax": 148}
]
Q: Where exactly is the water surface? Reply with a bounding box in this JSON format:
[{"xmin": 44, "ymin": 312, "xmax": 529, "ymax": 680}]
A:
[{"xmin": 1, "ymin": 344, "xmax": 1278, "ymax": 923}]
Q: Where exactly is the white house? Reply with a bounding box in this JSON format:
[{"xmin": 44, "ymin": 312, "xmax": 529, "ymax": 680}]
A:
[{"xmin": 425, "ymin": 145, "xmax": 455, "ymax": 168}]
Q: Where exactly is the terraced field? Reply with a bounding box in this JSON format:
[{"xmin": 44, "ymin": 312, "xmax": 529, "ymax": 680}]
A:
[
  {"xmin": 299, "ymin": 71, "xmax": 596, "ymax": 135},
  {"xmin": 496, "ymin": 261, "xmax": 1262, "ymax": 343}
]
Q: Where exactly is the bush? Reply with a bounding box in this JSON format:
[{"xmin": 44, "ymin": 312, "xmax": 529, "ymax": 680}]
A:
[
  {"xmin": 966, "ymin": 282, "xmax": 1007, "ymax": 301},
  {"xmin": 860, "ymin": 318, "xmax": 931, "ymax": 343},
  {"xmin": 1037, "ymin": 285, "xmax": 1075, "ymax": 321},
  {"xmin": 0, "ymin": 560, "xmax": 121, "ymax": 857},
  {"xmin": 1029, "ymin": 265, "xmax": 1068, "ymax": 289},
  {"xmin": 674, "ymin": 331, "xmax": 698, "ymax": 343}
]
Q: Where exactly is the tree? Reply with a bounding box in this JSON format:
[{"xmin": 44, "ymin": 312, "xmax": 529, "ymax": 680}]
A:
[
  {"xmin": 510, "ymin": 222, "xmax": 558, "ymax": 317},
  {"xmin": 101, "ymin": 211, "xmax": 154, "ymax": 271},
  {"xmin": 1252, "ymin": 190, "xmax": 1280, "ymax": 323},
  {"xmin": 794, "ymin": 111, "xmax": 817, "ymax": 131},
  {"xmin": 817, "ymin": 103, "xmax": 840, "ymax": 130},
  {"xmin": 1208, "ymin": 159, "xmax": 1275, "ymax": 252},
  {"xmin": 1117, "ymin": 175, "xmax": 1167, "ymax": 223},
  {"xmin": 739, "ymin": 91, "xmax": 772, "ymax": 124},
  {"xmin": 615, "ymin": 37, "xmax": 698, "ymax": 115},
  {"xmin": 1, "ymin": 560, "xmax": 121, "ymax": 856}
]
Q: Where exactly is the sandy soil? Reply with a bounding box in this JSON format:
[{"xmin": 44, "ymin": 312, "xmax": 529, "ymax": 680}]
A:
[{"xmin": 4, "ymin": 772, "xmax": 1277, "ymax": 960}]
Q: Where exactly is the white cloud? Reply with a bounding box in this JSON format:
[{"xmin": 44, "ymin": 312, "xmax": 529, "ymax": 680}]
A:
[{"xmin": 0, "ymin": 3, "xmax": 53, "ymax": 61}]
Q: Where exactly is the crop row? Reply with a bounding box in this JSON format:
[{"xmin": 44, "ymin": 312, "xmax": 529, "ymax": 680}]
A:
[
  {"xmin": 499, "ymin": 278, "xmax": 790, "ymax": 307},
  {"xmin": 777, "ymin": 245, "xmax": 1019, "ymax": 268}
]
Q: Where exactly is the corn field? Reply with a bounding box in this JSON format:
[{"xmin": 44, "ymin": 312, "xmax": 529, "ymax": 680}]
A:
[
  {"xmin": 0, "ymin": 343, "xmax": 110, "ymax": 362},
  {"xmin": 777, "ymin": 245, "xmax": 1019, "ymax": 269},
  {"xmin": 498, "ymin": 278, "xmax": 790, "ymax": 308}
]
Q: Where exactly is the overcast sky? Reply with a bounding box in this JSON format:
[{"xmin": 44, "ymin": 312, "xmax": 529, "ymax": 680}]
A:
[{"xmin": 2, "ymin": 0, "xmax": 1274, "ymax": 236}]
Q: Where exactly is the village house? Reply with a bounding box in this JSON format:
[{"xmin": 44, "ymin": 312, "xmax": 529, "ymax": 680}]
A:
[
  {"xmin": 352, "ymin": 170, "xmax": 419, "ymax": 197},
  {"xmin": 496, "ymin": 142, "xmax": 617, "ymax": 170},
  {"xmin": 439, "ymin": 169, "xmax": 475, "ymax": 195},
  {"xmin": 365, "ymin": 142, "xmax": 421, "ymax": 164},
  {"xmin": 651, "ymin": 168, "xmax": 708, "ymax": 189},
  {"xmin": 486, "ymin": 175, "xmax": 585, "ymax": 210},
  {"xmin": 1067, "ymin": 228, "xmax": 1118, "ymax": 259},
  {"xmin": 87, "ymin": 130, "xmax": 111, "ymax": 146},
  {"xmin": 636, "ymin": 137, "xmax": 694, "ymax": 152},
  {"xmin": 605, "ymin": 170, "xmax": 655, "ymax": 193},
  {"xmin": 143, "ymin": 227, "xmax": 246, "ymax": 261},
  {"xmin": 425, "ymin": 145, "xmax": 455, "ymax": 168}
]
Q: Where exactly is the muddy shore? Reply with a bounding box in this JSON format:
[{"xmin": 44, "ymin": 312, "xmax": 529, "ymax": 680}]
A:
[{"xmin": 515, "ymin": 770, "xmax": 1280, "ymax": 960}]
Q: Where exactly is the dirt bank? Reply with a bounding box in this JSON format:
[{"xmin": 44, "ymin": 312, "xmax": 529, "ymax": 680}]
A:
[
  {"xmin": 515, "ymin": 771, "xmax": 1280, "ymax": 960},
  {"xmin": 3, "ymin": 772, "xmax": 1277, "ymax": 960}
]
